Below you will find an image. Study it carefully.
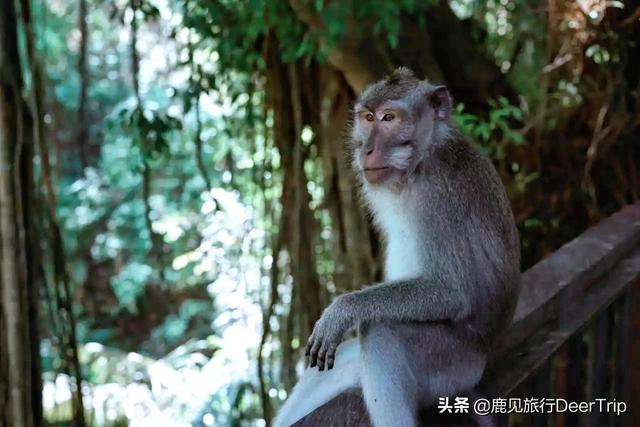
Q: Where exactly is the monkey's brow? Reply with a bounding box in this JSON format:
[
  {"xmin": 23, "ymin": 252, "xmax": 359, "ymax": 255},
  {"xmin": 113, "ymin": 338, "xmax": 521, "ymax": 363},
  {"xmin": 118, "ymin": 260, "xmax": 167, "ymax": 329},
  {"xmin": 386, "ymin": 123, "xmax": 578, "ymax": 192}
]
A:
[
  {"xmin": 356, "ymin": 107, "xmax": 372, "ymax": 114},
  {"xmin": 361, "ymin": 97, "xmax": 404, "ymax": 112}
]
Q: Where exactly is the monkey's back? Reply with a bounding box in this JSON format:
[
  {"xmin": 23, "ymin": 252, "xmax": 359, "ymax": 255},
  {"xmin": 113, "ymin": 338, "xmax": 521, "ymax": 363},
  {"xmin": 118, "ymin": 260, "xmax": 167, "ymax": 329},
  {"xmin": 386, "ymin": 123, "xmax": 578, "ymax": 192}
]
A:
[{"xmin": 410, "ymin": 135, "xmax": 521, "ymax": 350}]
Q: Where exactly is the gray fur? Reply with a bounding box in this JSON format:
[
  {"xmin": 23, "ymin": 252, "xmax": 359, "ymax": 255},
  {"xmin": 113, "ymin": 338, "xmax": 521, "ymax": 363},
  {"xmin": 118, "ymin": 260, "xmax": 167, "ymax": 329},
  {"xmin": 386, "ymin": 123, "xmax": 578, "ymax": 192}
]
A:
[{"xmin": 274, "ymin": 68, "xmax": 520, "ymax": 427}]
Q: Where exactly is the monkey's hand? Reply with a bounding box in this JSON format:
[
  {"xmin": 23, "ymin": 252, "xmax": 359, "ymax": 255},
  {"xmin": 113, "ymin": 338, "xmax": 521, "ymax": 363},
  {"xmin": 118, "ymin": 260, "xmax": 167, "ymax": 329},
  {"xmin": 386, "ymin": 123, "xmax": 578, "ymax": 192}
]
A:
[{"xmin": 305, "ymin": 295, "xmax": 353, "ymax": 371}]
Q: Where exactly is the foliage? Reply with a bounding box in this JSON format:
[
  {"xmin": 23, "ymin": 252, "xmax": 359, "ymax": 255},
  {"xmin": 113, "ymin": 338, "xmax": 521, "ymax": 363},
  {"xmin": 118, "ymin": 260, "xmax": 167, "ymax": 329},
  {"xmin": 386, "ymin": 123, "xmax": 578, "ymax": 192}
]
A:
[{"xmin": 454, "ymin": 97, "xmax": 524, "ymax": 158}]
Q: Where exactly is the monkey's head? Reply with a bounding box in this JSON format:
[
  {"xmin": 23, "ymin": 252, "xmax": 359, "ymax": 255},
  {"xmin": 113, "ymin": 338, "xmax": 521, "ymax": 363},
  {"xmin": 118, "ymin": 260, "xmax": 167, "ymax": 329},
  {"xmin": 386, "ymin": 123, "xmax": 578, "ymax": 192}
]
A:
[{"xmin": 351, "ymin": 67, "xmax": 452, "ymax": 188}]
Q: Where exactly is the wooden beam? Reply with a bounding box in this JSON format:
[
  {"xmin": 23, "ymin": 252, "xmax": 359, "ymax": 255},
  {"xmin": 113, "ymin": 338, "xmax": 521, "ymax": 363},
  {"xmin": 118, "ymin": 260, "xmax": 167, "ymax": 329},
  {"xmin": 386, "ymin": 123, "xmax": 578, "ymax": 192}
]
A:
[
  {"xmin": 483, "ymin": 245, "xmax": 640, "ymax": 395},
  {"xmin": 496, "ymin": 203, "xmax": 640, "ymax": 357}
]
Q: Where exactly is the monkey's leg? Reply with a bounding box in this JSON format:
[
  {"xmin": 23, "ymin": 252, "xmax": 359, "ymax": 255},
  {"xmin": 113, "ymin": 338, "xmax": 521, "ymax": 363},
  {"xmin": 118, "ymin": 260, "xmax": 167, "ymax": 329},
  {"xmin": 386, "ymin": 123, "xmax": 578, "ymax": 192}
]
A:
[
  {"xmin": 273, "ymin": 338, "xmax": 361, "ymax": 427},
  {"xmin": 360, "ymin": 325, "xmax": 418, "ymax": 427}
]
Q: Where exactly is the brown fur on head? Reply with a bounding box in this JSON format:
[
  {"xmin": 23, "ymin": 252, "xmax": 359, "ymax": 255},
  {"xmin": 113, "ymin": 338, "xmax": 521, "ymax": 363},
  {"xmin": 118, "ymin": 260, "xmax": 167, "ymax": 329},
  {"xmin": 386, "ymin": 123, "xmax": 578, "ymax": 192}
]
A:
[
  {"xmin": 350, "ymin": 67, "xmax": 453, "ymax": 189},
  {"xmin": 357, "ymin": 67, "xmax": 421, "ymax": 112}
]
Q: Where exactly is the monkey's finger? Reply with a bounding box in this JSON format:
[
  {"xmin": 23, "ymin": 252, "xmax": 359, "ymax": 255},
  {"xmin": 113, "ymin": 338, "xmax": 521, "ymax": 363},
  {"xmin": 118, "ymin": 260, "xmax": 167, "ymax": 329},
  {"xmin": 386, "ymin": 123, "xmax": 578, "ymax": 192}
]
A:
[
  {"xmin": 308, "ymin": 339, "xmax": 322, "ymax": 368},
  {"xmin": 306, "ymin": 341, "xmax": 316, "ymax": 366},
  {"xmin": 326, "ymin": 354, "xmax": 335, "ymax": 370},
  {"xmin": 326, "ymin": 345, "xmax": 338, "ymax": 370},
  {"xmin": 317, "ymin": 344, "xmax": 327, "ymax": 371},
  {"xmin": 304, "ymin": 335, "xmax": 314, "ymax": 356}
]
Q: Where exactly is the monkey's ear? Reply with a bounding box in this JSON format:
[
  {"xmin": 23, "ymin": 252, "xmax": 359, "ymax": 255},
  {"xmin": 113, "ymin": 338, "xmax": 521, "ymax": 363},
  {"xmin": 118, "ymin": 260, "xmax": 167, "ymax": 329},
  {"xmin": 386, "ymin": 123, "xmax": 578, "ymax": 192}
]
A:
[{"xmin": 429, "ymin": 86, "xmax": 452, "ymax": 121}]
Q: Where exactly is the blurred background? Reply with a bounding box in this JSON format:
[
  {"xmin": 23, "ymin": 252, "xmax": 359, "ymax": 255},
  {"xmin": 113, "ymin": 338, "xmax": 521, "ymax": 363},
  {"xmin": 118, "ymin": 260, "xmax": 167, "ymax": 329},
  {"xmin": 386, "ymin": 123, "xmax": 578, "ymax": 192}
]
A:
[{"xmin": 0, "ymin": 0, "xmax": 639, "ymax": 426}]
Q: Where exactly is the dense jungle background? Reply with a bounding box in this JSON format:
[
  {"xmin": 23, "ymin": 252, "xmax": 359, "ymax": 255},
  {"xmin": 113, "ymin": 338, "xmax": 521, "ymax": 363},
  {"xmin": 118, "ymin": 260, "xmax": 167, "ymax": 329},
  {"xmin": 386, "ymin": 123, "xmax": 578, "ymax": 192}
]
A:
[{"xmin": 1, "ymin": 0, "xmax": 639, "ymax": 425}]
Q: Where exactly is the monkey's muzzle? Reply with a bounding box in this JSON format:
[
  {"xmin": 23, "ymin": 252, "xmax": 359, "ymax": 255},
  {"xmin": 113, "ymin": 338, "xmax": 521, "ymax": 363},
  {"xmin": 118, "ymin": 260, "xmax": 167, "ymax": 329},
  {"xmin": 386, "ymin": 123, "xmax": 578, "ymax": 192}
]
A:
[{"xmin": 364, "ymin": 166, "xmax": 392, "ymax": 184}]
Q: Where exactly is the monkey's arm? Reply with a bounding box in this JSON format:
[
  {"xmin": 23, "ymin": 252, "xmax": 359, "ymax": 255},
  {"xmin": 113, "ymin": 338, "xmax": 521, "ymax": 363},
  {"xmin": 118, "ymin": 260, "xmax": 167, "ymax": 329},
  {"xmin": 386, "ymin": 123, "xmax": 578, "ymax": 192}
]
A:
[
  {"xmin": 306, "ymin": 277, "xmax": 470, "ymax": 370},
  {"xmin": 347, "ymin": 278, "xmax": 470, "ymax": 323}
]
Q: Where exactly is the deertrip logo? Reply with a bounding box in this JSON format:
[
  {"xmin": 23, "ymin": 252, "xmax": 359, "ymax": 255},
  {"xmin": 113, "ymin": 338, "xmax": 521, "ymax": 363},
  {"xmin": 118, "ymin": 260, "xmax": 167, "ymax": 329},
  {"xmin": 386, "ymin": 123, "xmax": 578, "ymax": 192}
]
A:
[{"xmin": 438, "ymin": 397, "xmax": 627, "ymax": 416}]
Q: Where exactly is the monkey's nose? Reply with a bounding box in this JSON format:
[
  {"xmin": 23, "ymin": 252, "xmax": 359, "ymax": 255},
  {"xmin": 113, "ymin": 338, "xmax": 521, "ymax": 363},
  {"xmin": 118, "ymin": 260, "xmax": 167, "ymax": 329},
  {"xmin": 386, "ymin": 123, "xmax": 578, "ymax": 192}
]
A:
[{"xmin": 365, "ymin": 147, "xmax": 374, "ymax": 156}]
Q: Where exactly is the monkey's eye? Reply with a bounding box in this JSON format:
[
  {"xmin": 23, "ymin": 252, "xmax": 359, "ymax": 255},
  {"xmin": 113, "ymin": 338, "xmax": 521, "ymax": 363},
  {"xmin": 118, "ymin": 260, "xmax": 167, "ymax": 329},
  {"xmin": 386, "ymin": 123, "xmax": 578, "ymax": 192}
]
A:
[
  {"xmin": 382, "ymin": 113, "xmax": 395, "ymax": 122},
  {"xmin": 365, "ymin": 113, "xmax": 375, "ymax": 122}
]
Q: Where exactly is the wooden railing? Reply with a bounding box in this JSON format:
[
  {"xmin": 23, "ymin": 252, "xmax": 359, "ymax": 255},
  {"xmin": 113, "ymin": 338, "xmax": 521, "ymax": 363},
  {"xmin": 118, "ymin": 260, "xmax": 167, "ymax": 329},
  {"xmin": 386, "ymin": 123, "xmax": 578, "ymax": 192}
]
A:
[{"xmin": 295, "ymin": 202, "xmax": 640, "ymax": 426}]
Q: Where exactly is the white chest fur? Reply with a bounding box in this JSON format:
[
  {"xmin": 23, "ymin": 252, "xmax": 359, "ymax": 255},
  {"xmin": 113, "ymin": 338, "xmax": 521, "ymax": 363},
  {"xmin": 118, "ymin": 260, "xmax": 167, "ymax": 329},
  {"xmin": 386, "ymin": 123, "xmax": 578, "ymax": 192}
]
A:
[{"xmin": 366, "ymin": 188, "xmax": 423, "ymax": 281}]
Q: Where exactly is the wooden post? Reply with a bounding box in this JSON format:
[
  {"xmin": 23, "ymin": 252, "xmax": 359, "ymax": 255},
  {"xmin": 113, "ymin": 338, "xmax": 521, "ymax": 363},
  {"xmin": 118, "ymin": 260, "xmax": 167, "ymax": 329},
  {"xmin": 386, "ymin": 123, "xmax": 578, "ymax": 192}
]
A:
[
  {"xmin": 628, "ymin": 281, "xmax": 640, "ymax": 427},
  {"xmin": 590, "ymin": 307, "xmax": 614, "ymax": 427}
]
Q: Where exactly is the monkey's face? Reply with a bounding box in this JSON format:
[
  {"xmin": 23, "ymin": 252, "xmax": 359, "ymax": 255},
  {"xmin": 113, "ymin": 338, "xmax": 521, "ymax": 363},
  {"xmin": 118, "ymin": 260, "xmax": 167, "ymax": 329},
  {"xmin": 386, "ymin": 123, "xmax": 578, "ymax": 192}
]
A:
[
  {"xmin": 352, "ymin": 79, "xmax": 452, "ymax": 189},
  {"xmin": 352, "ymin": 100, "xmax": 426, "ymax": 187}
]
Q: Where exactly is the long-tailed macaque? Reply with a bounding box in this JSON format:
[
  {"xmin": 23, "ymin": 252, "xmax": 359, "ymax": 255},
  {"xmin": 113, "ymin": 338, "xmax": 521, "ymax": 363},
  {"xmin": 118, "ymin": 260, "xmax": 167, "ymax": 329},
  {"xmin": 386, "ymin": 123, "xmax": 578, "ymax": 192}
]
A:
[{"xmin": 274, "ymin": 67, "xmax": 521, "ymax": 427}]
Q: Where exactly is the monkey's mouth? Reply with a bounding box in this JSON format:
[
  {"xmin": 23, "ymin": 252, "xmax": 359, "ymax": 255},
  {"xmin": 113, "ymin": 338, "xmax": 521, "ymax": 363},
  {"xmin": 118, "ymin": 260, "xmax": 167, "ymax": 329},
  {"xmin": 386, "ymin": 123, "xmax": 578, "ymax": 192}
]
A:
[{"xmin": 364, "ymin": 166, "xmax": 393, "ymax": 184}]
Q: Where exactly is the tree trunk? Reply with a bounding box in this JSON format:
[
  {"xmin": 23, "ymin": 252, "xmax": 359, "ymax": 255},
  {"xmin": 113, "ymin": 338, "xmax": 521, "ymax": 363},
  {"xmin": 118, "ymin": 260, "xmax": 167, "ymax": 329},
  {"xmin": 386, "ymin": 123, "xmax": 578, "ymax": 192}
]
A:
[
  {"xmin": 20, "ymin": 0, "xmax": 86, "ymax": 424},
  {"xmin": 314, "ymin": 66, "xmax": 381, "ymax": 291},
  {"xmin": 77, "ymin": 0, "xmax": 90, "ymax": 170},
  {"xmin": 265, "ymin": 39, "xmax": 326, "ymax": 391},
  {"xmin": 0, "ymin": 1, "xmax": 39, "ymax": 426},
  {"xmin": 289, "ymin": 0, "xmax": 515, "ymax": 111}
]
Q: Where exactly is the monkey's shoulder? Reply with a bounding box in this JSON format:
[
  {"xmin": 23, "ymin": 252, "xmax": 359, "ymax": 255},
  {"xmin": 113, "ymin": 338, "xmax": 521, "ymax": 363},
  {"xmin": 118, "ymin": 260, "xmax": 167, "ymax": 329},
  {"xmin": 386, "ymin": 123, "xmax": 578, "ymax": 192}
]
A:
[
  {"xmin": 432, "ymin": 134, "xmax": 480, "ymax": 171},
  {"xmin": 428, "ymin": 134, "xmax": 515, "ymax": 236},
  {"xmin": 430, "ymin": 135, "xmax": 501, "ymax": 193}
]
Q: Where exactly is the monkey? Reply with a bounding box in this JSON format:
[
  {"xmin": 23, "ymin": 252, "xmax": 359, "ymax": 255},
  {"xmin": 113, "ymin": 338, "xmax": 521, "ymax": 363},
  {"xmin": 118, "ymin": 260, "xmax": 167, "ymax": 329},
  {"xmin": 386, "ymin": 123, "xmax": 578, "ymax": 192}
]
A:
[{"xmin": 273, "ymin": 67, "xmax": 521, "ymax": 427}]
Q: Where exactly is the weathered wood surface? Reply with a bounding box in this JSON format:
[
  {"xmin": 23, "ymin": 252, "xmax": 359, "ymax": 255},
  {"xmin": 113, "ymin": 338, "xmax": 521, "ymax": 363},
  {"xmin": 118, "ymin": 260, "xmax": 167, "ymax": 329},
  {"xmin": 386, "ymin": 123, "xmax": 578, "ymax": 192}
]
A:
[
  {"xmin": 292, "ymin": 202, "xmax": 640, "ymax": 426},
  {"xmin": 482, "ymin": 246, "xmax": 640, "ymax": 395},
  {"xmin": 495, "ymin": 203, "xmax": 640, "ymax": 357}
]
